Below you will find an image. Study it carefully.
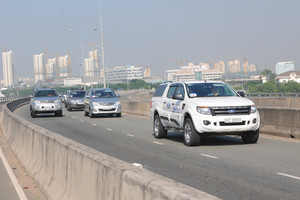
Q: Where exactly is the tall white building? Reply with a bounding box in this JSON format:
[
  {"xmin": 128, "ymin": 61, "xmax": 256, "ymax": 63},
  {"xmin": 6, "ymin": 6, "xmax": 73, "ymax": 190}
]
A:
[
  {"xmin": 2, "ymin": 50, "xmax": 15, "ymax": 87},
  {"xmin": 85, "ymin": 50, "xmax": 99, "ymax": 78},
  {"xmin": 33, "ymin": 53, "xmax": 44, "ymax": 83},
  {"xmin": 46, "ymin": 58, "xmax": 56, "ymax": 79},
  {"xmin": 58, "ymin": 55, "xmax": 70, "ymax": 77}
]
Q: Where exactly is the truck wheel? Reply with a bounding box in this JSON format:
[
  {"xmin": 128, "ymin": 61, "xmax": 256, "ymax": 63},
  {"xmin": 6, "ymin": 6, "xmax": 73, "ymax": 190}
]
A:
[
  {"xmin": 241, "ymin": 129, "xmax": 259, "ymax": 144},
  {"xmin": 153, "ymin": 114, "xmax": 167, "ymax": 138},
  {"xmin": 116, "ymin": 113, "xmax": 122, "ymax": 117},
  {"xmin": 84, "ymin": 110, "xmax": 89, "ymax": 116},
  {"xmin": 184, "ymin": 118, "xmax": 201, "ymax": 146}
]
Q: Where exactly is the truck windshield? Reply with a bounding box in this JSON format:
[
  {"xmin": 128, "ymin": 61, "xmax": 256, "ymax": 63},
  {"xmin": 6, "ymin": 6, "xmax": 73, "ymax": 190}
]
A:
[{"xmin": 186, "ymin": 83, "xmax": 238, "ymax": 98}]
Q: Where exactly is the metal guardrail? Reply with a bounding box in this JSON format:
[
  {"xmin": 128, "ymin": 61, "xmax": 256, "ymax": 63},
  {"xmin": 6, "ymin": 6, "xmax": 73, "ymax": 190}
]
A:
[
  {"xmin": 0, "ymin": 96, "xmax": 30, "ymax": 104},
  {"xmin": 247, "ymin": 93, "xmax": 300, "ymax": 97}
]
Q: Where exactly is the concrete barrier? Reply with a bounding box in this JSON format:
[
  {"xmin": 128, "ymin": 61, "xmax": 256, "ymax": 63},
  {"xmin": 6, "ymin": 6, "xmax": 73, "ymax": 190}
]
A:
[
  {"xmin": 120, "ymin": 100, "xmax": 150, "ymax": 117},
  {"xmin": 0, "ymin": 100, "xmax": 220, "ymax": 200}
]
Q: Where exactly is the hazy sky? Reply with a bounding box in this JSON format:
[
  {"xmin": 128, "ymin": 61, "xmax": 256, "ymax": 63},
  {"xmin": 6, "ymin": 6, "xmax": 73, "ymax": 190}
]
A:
[{"xmin": 1, "ymin": 0, "xmax": 300, "ymax": 79}]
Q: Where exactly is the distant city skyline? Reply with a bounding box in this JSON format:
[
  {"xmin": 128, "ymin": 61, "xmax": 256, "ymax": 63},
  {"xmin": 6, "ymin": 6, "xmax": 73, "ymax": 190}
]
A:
[{"xmin": 1, "ymin": 0, "xmax": 300, "ymax": 79}]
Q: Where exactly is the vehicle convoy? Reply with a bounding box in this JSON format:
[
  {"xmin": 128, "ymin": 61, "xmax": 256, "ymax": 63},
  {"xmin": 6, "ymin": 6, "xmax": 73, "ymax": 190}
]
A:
[
  {"xmin": 150, "ymin": 81, "xmax": 260, "ymax": 146},
  {"xmin": 30, "ymin": 88, "xmax": 63, "ymax": 118},
  {"xmin": 65, "ymin": 90, "xmax": 86, "ymax": 111},
  {"xmin": 84, "ymin": 88, "xmax": 122, "ymax": 118}
]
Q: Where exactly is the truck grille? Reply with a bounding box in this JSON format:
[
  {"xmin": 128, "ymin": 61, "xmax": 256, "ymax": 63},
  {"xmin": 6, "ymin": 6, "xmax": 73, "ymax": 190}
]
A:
[{"xmin": 210, "ymin": 106, "xmax": 250, "ymax": 116}]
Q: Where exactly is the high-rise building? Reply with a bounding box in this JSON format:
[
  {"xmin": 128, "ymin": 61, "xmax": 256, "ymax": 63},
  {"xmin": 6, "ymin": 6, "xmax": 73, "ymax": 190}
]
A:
[
  {"xmin": 33, "ymin": 53, "xmax": 44, "ymax": 83},
  {"xmin": 58, "ymin": 55, "xmax": 70, "ymax": 77},
  {"xmin": 2, "ymin": 50, "xmax": 15, "ymax": 87},
  {"xmin": 46, "ymin": 58, "xmax": 56, "ymax": 79},
  {"xmin": 228, "ymin": 59, "xmax": 241, "ymax": 73},
  {"xmin": 85, "ymin": 50, "xmax": 99, "ymax": 78},
  {"xmin": 275, "ymin": 61, "xmax": 295, "ymax": 75},
  {"xmin": 144, "ymin": 65, "xmax": 151, "ymax": 78}
]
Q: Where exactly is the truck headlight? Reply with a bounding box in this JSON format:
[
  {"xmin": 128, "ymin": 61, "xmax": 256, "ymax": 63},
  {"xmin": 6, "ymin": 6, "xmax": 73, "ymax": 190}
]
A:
[
  {"xmin": 251, "ymin": 105, "xmax": 257, "ymax": 113},
  {"xmin": 34, "ymin": 100, "xmax": 41, "ymax": 104},
  {"xmin": 196, "ymin": 106, "xmax": 211, "ymax": 115},
  {"xmin": 54, "ymin": 99, "xmax": 61, "ymax": 103}
]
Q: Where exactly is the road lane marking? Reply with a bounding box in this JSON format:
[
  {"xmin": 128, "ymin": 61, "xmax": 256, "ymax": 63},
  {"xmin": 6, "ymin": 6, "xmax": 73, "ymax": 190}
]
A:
[
  {"xmin": 277, "ymin": 173, "xmax": 300, "ymax": 181},
  {"xmin": 106, "ymin": 128, "xmax": 112, "ymax": 131},
  {"xmin": 72, "ymin": 116, "xmax": 76, "ymax": 119},
  {"xmin": 0, "ymin": 147, "xmax": 28, "ymax": 200},
  {"xmin": 127, "ymin": 134, "xmax": 135, "ymax": 137},
  {"xmin": 153, "ymin": 141, "xmax": 164, "ymax": 145},
  {"xmin": 80, "ymin": 119, "xmax": 85, "ymax": 122},
  {"xmin": 92, "ymin": 124, "xmax": 97, "ymax": 126},
  {"xmin": 200, "ymin": 154, "xmax": 218, "ymax": 159}
]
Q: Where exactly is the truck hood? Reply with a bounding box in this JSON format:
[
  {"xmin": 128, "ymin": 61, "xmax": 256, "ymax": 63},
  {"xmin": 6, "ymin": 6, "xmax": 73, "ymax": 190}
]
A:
[{"xmin": 187, "ymin": 97, "xmax": 255, "ymax": 107}]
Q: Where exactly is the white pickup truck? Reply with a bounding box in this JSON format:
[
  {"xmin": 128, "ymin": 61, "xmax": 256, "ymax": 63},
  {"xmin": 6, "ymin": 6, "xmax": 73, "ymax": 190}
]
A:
[{"xmin": 150, "ymin": 80, "xmax": 260, "ymax": 146}]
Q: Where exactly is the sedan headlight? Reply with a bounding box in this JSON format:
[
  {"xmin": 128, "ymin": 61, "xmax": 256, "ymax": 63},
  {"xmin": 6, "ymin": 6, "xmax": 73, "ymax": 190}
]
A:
[
  {"xmin": 250, "ymin": 105, "xmax": 257, "ymax": 113},
  {"xmin": 34, "ymin": 100, "xmax": 41, "ymax": 104},
  {"xmin": 196, "ymin": 106, "xmax": 212, "ymax": 115},
  {"xmin": 92, "ymin": 102, "xmax": 99, "ymax": 106},
  {"xmin": 114, "ymin": 101, "xmax": 121, "ymax": 106}
]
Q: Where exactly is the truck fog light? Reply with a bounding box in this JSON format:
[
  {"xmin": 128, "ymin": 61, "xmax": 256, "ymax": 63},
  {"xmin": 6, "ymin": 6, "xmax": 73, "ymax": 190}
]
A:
[
  {"xmin": 203, "ymin": 120, "xmax": 211, "ymax": 126},
  {"xmin": 253, "ymin": 118, "xmax": 257, "ymax": 124}
]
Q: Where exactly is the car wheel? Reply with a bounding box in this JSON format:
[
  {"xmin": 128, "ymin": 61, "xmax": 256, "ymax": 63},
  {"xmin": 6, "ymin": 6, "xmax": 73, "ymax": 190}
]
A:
[
  {"xmin": 67, "ymin": 105, "xmax": 72, "ymax": 111},
  {"xmin": 84, "ymin": 110, "xmax": 89, "ymax": 116},
  {"xmin": 184, "ymin": 118, "xmax": 201, "ymax": 146},
  {"xmin": 116, "ymin": 113, "xmax": 121, "ymax": 117},
  {"xmin": 30, "ymin": 110, "xmax": 36, "ymax": 118},
  {"xmin": 241, "ymin": 129, "xmax": 259, "ymax": 144},
  {"xmin": 153, "ymin": 114, "xmax": 167, "ymax": 138},
  {"xmin": 89, "ymin": 108, "xmax": 94, "ymax": 118}
]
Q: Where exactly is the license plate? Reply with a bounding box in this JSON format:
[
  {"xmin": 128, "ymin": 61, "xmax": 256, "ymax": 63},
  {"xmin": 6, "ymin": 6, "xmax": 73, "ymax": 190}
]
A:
[
  {"xmin": 224, "ymin": 118, "xmax": 242, "ymax": 123},
  {"xmin": 103, "ymin": 107, "xmax": 112, "ymax": 110}
]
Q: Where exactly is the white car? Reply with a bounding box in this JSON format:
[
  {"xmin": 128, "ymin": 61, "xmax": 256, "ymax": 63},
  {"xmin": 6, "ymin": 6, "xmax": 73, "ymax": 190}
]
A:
[
  {"xmin": 150, "ymin": 81, "xmax": 260, "ymax": 146},
  {"xmin": 84, "ymin": 88, "xmax": 122, "ymax": 118}
]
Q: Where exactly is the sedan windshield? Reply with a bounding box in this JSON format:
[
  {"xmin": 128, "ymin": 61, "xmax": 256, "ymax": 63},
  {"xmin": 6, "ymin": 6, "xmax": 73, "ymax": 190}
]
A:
[
  {"xmin": 70, "ymin": 91, "xmax": 85, "ymax": 97},
  {"xmin": 186, "ymin": 83, "xmax": 238, "ymax": 98},
  {"xmin": 92, "ymin": 90, "xmax": 116, "ymax": 98}
]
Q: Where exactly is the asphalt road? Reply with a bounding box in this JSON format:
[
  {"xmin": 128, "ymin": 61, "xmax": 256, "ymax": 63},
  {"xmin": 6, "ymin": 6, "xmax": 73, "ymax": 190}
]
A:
[{"xmin": 15, "ymin": 104, "xmax": 300, "ymax": 200}]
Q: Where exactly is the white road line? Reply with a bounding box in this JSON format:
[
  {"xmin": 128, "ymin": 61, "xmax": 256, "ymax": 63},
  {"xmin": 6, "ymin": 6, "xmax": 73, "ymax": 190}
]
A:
[
  {"xmin": 106, "ymin": 128, "xmax": 112, "ymax": 131},
  {"xmin": 0, "ymin": 147, "xmax": 28, "ymax": 200},
  {"xmin": 72, "ymin": 116, "xmax": 76, "ymax": 119},
  {"xmin": 200, "ymin": 154, "xmax": 218, "ymax": 159},
  {"xmin": 277, "ymin": 173, "xmax": 300, "ymax": 181},
  {"xmin": 126, "ymin": 134, "xmax": 135, "ymax": 137},
  {"xmin": 92, "ymin": 124, "xmax": 97, "ymax": 126},
  {"xmin": 153, "ymin": 141, "xmax": 164, "ymax": 145},
  {"xmin": 80, "ymin": 119, "xmax": 85, "ymax": 122}
]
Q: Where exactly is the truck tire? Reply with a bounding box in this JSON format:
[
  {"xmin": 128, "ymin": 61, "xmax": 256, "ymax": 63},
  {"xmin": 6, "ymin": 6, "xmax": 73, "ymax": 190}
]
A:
[
  {"xmin": 241, "ymin": 129, "xmax": 259, "ymax": 144},
  {"xmin": 153, "ymin": 114, "xmax": 167, "ymax": 138},
  {"xmin": 184, "ymin": 118, "xmax": 201, "ymax": 146}
]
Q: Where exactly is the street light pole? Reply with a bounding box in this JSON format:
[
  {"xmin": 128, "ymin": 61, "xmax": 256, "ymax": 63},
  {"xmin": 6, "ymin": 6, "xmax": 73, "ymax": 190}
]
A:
[
  {"xmin": 66, "ymin": 28, "xmax": 97, "ymax": 90},
  {"xmin": 99, "ymin": 0, "xmax": 106, "ymax": 88}
]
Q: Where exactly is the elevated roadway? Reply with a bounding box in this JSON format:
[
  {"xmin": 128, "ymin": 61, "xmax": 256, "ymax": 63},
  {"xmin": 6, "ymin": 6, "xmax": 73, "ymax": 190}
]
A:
[{"xmin": 13, "ymin": 104, "xmax": 300, "ymax": 200}]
